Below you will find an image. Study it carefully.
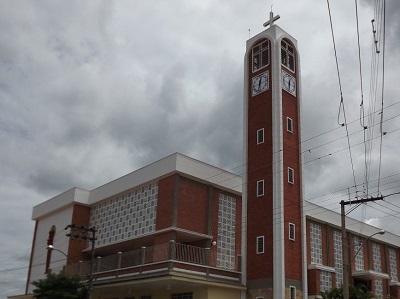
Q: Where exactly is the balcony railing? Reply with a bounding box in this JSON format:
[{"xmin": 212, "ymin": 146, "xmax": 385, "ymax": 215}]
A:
[{"xmin": 60, "ymin": 241, "xmax": 239, "ymax": 279}]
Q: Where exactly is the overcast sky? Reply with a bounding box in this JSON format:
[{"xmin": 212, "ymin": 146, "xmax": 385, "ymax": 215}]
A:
[{"xmin": 1, "ymin": 1, "xmax": 399, "ymax": 297}]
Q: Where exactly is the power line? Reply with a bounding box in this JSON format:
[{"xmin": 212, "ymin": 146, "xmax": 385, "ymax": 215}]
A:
[{"xmin": 326, "ymin": 0, "xmax": 358, "ymax": 194}]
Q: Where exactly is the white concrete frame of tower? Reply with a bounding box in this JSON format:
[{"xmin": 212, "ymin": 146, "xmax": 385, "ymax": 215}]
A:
[{"xmin": 242, "ymin": 25, "xmax": 307, "ymax": 298}]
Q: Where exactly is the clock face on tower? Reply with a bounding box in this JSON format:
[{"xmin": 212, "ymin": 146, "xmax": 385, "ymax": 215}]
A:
[
  {"xmin": 252, "ymin": 71, "xmax": 269, "ymax": 97},
  {"xmin": 282, "ymin": 71, "xmax": 296, "ymax": 96}
]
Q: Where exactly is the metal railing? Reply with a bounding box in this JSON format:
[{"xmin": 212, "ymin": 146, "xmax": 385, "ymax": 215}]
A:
[{"xmin": 64, "ymin": 241, "xmax": 227, "ymax": 276}]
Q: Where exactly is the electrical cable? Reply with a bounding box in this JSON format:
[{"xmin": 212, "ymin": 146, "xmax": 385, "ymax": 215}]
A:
[{"xmin": 327, "ymin": 0, "xmax": 358, "ymax": 195}]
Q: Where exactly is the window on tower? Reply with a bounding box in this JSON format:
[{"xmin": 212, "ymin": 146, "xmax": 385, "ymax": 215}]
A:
[
  {"xmin": 281, "ymin": 39, "xmax": 295, "ymax": 72},
  {"xmin": 252, "ymin": 40, "xmax": 269, "ymax": 72},
  {"xmin": 288, "ymin": 167, "xmax": 294, "ymax": 184},
  {"xmin": 257, "ymin": 128, "xmax": 264, "ymax": 144},
  {"xmin": 287, "ymin": 117, "xmax": 293, "ymax": 133},
  {"xmin": 256, "ymin": 236, "xmax": 264, "ymax": 254},
  {"xmin": 256, "ymin": 180, "xmax": 264, "ymax": 196},
  {"xmin": 289, "ymin": 223, "xmax": 295, "ymax": 241},
  {"xmin": 290, "ymin": 286, "xmax": 296, "ymax": 299}
]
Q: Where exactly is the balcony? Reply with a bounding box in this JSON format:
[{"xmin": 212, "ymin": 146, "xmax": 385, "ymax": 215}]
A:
[{"xmin": 55, "ymin": 241, "xmax": 241, "ymax": 286}]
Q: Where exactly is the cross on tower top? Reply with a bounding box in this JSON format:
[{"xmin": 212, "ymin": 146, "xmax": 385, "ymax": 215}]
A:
[{"xmin": 263, "ymin": 10, "xmax": 280, "ymax": 28}]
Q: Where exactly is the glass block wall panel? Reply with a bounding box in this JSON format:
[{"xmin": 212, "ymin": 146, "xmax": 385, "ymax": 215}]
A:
[
  {"xmin": 310, "ymin": 223, "xmax": 322, "ymax": 264},
  {"xmin": 389, "ymin": 248, "xmax": 398, "ymax": 282},
  {"xmin": 372, "ymin": 243, "xmax": 383, "ymax": 298},
  {"xmin": 373, "ymin": 243, "xmax": 382, "ymax": 272},
  {"xmin": 375, "ymin": 280, "xmax": 383, "ymax": 299},
  {"xmin": 333, "ymin": 230, "xmax": 343, "ymax": 287},
  {"xmin": 353, "ymin": 236, "xmax": 364, "ymax": 271},
  {"xmin": 89, "ymin": 182, "xmax": 158, "ymax": 247},
  {"xmin": 320, "ymin": 270, "xmax": 332, "ymax": 292},
  {"xmin": 217, "ymin": 193, "xmax": 236, "ymax": 270}
]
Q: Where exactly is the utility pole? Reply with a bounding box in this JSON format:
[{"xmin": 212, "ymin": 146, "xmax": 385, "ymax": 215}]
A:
[
  {"xmin": 341, "ymin": 196, "xmax": 383, "ymax": 299},
  {"xmin": 65, "ymin": 224, "xmax": 97, "ymax": 299}
]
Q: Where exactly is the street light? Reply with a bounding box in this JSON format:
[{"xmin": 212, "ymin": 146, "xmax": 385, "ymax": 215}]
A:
[
  {"xmin": 351, "ymin": 230, "xmax": 385, "ymax": 263},
  {"xmin": 342, "ymin": 229, "xmax": 385, "ymax": 299},
  {"xmin": 46, "ymin": 245, "xmax": 79, "ymax": 275}
]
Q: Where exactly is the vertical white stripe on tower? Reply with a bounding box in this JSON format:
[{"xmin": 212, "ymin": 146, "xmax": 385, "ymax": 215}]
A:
[{"xmin": 271, "ymin": 28, "xmax": 285, "ymax": 299}]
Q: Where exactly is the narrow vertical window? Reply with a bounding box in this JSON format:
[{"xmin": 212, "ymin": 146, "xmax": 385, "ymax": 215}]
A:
[
  {"xmin": 310, "ymin": 223, "xmax": 322, "ymax": 264},
  {"xmin": 389, "ymin": 248, "xmax": 398, "ymax": 283},
  {"xmin": 257, "ymin": 180, "xmax": 264, "ymax": 197},
  {"xmin": 287, "ymin": 117, "xmax": 293, "ymax": 133},
  {"xmin": 353, "ymin": 236, "xmax": 364, "ymax": 271},
  {"xmin": 257, "ymin": 236, "xmax": 265, "ymax": 254},
  {"xmin": 289, "ymin": 223, "xmax": 295, "ymax": 241},
  {"xmin": 288, "ymin": 167, "xmax": 294, "ymax": 184},
  {"xmin": 257, "ymin": 128, "xmax": 264, "ymax": 144},
  {"xmin": 290, "ymin": 286, "xmax": 296, "ymax": 299},
  {"xmin": 333, "ymin": 230, "xmax": 343, "ymax": 287}
]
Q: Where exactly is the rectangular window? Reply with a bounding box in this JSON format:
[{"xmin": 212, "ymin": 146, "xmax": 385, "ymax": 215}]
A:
[
  {"xmin": 287, "ymin": 117, "xmax": 293, "ymax": 133},
  {"xmin": 252, "ymin": 40, "xmax": 269, "ymax": 72},
  {"xmin": 217, "ymin": 194, "xmax": 236, "ymax": 270},
  {"xmin": 375, "ymin": 280, "xmax": 383, "ymax": 298},
  {"xmin": 257, "ymin": 180, "xmax": 264, "ymax": 197},
  {"xmin": 373, "ymin": 243, "xmax": 382, "ymax": 272},
  {"xmin": 288, "ymin": 167, "xmax": 294, "ymax": 184},
  {"xmin": 290, "ymin": 286, "xmax": 296, "ymax": 299},
  {"xmin": 333, "ymin": 230, "xmax": 343, "ymax": 287},
  {"xmin": 172, "ymin": 293, "xmax": 193, "ymax": 299},
  {"xmin": 389, "ymin": 248, "xmax": 398, "ymax": 282},
  {"xmin": 281, "ymin": 39, "xmax": 295, "ymax": 72},
  {"xmin": 320, "ymin": 271, "xmax": 332, "ymax": 292},
  {"xmin": 257, "ymin": 236, "xmax": 264, "ymax": 254},
  {"xmin": 289, "ymin": 223, "xmax": 295, "ymax": 241},
  {"xmin": 257, "ymin": 128, "xmax": 264, "ymax": 144},
  {"xmin": 310, "ymin": 223, "xmax": 322, "ymax": 264},
  {"xmin": 353, "ymin": 236, "xmax": 364, "ymax": 271}
]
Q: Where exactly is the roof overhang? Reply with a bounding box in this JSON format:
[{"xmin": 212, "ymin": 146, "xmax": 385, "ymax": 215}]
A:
[{"xmin": 352, "ymin": 270, "xmax": 390, "ymax": 280}]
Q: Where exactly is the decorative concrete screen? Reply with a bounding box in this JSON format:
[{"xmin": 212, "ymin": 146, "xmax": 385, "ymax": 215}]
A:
[{"xmin": 90, "ymin": 182, "xmax": 158, "ymax": 247}]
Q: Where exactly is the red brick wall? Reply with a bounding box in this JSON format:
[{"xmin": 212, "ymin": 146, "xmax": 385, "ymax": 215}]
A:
[
  {"xmin": 234, "ymin": 191, "xmax": 242, "ymax": 269},
  {"xmin": 176, "ymin": 176, "xmax": 208, "ymax": 233},
  {"xmin": 246, "ymin": 37, "xmax": 274, "ymax": 280},
  {"xmin": 67, "ymin": 204, "xmax": 91, "ymax": 263},
  {"xmin": 308, "ymin": 268, "xmax": 319, "ymax": 296},
  {"xmin": 282, "ymin": 57, "xmax": 302, "ymax": 281},
  {"xmin": 156, "ymin": 175, "xmax": 176, "ymax": 229}
]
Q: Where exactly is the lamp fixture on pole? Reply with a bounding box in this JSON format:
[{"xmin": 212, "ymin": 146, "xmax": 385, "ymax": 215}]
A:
[
  {"xmin": 351, "ymin": 230, "xmax": 385, "ymax": 263},
  {"xmin": 46, "ymin": 245, "xmax": 79, "ymax": 275}
]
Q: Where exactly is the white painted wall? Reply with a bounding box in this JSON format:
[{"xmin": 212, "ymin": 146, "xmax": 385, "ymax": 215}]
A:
[{"xmin": 27, "ymin": 206, "xmax": 74, "ymax": 293}]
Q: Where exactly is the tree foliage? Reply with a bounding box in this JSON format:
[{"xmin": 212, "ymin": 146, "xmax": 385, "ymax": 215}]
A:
[
  {"xmin": 32, "ymin": 272, "xmax": 87, "ymax": 299},
  {"xmin": 320, "ymin": 284, "xmax": 376, "ymax": 299}
]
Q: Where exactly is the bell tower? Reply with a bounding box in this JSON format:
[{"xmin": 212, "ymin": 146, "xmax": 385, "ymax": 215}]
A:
[{"xmin": 242, "ymin": 11, "xmax": 306, "ymax": 299}]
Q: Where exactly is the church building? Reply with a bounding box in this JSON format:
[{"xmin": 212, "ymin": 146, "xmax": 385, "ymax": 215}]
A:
[{"xmin": 11, "ymin": 11, "xmax": 400, "ymax": 299}]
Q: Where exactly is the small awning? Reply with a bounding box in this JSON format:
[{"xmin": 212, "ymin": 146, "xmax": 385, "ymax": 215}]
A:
[{"xmin": 352, "ymin": 270, "xmax": 390, "ymax": 280}]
